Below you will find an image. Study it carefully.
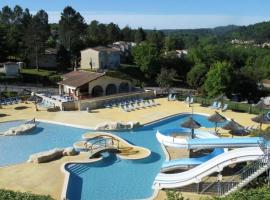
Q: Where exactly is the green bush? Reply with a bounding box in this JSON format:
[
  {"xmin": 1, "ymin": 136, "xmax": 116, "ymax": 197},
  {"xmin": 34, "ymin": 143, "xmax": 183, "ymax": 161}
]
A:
[
  {"xmin": 166, "ymin": 190, "xmax": 189, "ymax": 200},
  {"xmin": 209, "ymin": 185, "xmax": 270, "ymax": 200},
  {"xmin": 0, "ymin": 189, "xmax": 54, "ymax": 200},
  {"xmin": 48, "ymin": 75, "xmax": 62, "ymax": 83}
]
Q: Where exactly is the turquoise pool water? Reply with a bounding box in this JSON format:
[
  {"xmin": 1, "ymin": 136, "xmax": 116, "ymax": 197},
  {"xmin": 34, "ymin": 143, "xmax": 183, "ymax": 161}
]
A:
[{"xmin": 0, "ymin": 113, "xmax": 225, "ymax": 200}]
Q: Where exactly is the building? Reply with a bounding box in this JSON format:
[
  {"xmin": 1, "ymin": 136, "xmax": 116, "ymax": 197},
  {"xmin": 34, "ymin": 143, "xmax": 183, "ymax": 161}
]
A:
[
  {"xmin": 58, "ymin": 71, "xmax": 131, "ymax": 99},
  {"xmin": 80, "ymin": 46, "xmax": 120, "ymax": 70},
  {"xmin": 109, "ymin": 41, "xmax": 136, "ymax": 62},
  {"xmin": 29, "ymin": 48, "xmax": 57, "ymax": 69},
  {"xmin": 3, "ymin": 62, "xmax": 20, "ymax": 77},
  {"xmin": 175, "ymin": 50, "xmax": 188, "ymax": 58}
]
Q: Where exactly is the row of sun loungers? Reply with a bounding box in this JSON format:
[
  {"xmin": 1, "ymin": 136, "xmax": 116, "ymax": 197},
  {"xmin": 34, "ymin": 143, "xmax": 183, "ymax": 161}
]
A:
[
  {"xmin": 208, "ymin": 101, "xmax": 228, "ymax": 111},
  {"xmin": 104, "ymin": 98, "xmax": 145, "ymax": 108},
  {"xmin": 121, "ymin": 99, "xmax": 159, "ymax": 112},
  {"xmin": 0, "ymin": 97, "xmax": 22, "ymax": 105},
  {"xmin": 184, "ymin": 97, "xmax": 194, "ymax": 104}
]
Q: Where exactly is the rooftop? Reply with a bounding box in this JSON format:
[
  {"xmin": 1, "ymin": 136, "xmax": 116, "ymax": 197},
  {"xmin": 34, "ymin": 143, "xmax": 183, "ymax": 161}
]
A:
[
  {"xmin": 58, "ymin": 71, "xmax": 105, "ymax": 88},
  {"xmin": 82, "ymin": 46, "xmax": 120, "ymax": 53}
]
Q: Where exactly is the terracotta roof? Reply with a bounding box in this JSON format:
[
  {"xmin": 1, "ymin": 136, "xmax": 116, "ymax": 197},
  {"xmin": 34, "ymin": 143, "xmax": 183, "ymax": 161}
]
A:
[
  {"xmin": 262, "ymin": 79, "xmax": 270, "ymax": 85},
  {"xmin": 58, "ymin": 71, "xmax": 105, "ymax": 88}
]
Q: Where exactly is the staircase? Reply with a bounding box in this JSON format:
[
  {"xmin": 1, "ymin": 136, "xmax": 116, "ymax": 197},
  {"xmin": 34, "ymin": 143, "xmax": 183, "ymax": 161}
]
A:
[
  {"xmin": 218, "ymin": 143, "xmax": 270, "ymax": 197},
  {"xmin": 219, "ymin": 157, "xmax": 269, "ymax": 197},
  {"xmin": 177, "ymin": 144, "xmax": 270, "ymax": 197}
]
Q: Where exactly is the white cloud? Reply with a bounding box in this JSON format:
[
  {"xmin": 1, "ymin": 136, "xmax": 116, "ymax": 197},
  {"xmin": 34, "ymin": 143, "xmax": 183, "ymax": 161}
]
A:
[{"xmin": 44, "ymin": 11, "xmax": 270, "ymax": 29}]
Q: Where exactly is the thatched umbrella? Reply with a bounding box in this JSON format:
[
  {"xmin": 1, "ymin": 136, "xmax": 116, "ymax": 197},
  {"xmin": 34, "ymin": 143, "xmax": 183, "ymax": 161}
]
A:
[
  {"xmin": 253, "ymin": 100, "xmax": 268, "ymax": 110},
  {"xmin": 222, "ymin": 119, "xmax": 244, "ymax": 131},
  {"xmin": 222, "ymin": 119, "xmax": 244, "ymax": 137},
  {"xmin": 208, "ymin": 111, "xmax": 227, "ymax": 132},
  {"xmin": 230, "ymin": 128, "xmax": 249, "ymax": 136},
  {"xmin": 181, "ymin": 117, "xmax": 201, "ymax": 138},
  {"xmin": 251, "ymin": 114, "xmax": 270, "ymax": 131}
]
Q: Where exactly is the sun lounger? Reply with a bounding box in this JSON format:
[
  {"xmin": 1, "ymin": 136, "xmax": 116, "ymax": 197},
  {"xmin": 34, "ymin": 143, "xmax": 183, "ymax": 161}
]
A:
[
  {"xmin": 221, "ymin": 104, "xmax": 228, "ymax": 112},
  {"xmin": 184, "ymin": 97, "xmax": 190, "ymax": 103},
  {"xmin": 168, "ymin": 94, "xmax": 172, "ymax": 101},
  {"xmin": 216, "ymin": 102, "xmax": 222, "ymax": 109},
  {"xmin": 208, "ymin": 101, "xmax": 218, "ymax": 109}
]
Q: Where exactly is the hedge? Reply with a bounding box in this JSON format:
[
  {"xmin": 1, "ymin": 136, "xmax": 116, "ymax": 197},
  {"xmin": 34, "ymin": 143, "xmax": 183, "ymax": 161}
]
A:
[{"xmin": 0, "ymin": 189, "xmax": 54, "ymax": 200}]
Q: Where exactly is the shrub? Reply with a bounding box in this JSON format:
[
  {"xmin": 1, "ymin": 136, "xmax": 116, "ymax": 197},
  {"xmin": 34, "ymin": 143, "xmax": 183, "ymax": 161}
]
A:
[{"xmin": 0, "ymin": 189, "xmax": 54, "ymax": 200}]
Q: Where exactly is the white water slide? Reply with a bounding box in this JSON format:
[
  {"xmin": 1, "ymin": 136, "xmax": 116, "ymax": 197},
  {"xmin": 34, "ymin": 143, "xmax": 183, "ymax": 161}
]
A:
[
  {"xmin": 156, "ymin": 128, "xmax": 263, "ymax": 149},
  {"xmin": 154, "ymin": 147, "xmax": 264, "ymax": 189}
]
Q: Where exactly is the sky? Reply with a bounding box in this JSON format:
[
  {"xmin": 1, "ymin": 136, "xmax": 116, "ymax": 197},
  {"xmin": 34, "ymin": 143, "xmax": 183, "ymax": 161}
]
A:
[{"xmin": 0, "ymin": 0, "xmax": 270, "ymax": 29}]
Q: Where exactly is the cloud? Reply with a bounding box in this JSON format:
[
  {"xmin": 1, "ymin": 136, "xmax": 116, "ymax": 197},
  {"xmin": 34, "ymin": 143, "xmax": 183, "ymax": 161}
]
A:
[{"xmin": 44, "ymin": 11, "xmax": 269, "ymax": 29}]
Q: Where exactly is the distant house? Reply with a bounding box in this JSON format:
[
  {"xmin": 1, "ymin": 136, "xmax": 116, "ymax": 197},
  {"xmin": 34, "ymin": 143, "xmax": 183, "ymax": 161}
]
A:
[
  {"xmin": 262, "ymin": 80, "xmax": 270, "ymax": 88},
  {"xmin": 29, "ymin": 48, "xmax": 57, "ymax": 69},
  {"xmin": 58, "ymin": 71, "xmax": 131, "ymax": 99},
  {"xmin": 109, "ymin": 41, "xmax": 136, "ymax": 62},
  {"xmin": 80, "ymin": 46, "xmax": 120, "ymax": 70},
  {"xmin": 3, "ymin": 62, "xmax": 20, "ymax": 77},
  {"xmin": 175, "ymin": 50, "xmax": 188, "ymax": 58}
]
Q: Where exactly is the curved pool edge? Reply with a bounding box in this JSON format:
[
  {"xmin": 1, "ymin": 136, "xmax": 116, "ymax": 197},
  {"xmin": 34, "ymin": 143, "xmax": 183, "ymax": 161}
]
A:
[{"xmin": 60, "ymin": 154, "xmax": 103, "ymax": 200}]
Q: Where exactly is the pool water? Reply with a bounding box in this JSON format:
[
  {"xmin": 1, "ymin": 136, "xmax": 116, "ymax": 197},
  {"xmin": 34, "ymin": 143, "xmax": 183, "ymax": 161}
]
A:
[
  {"xmin": 0, "ymin": 122, "xmax": 88, "ymax": 166},
  {"xmin": 0, "ymin": 114, "xmax": 226, "ymax": 200}
]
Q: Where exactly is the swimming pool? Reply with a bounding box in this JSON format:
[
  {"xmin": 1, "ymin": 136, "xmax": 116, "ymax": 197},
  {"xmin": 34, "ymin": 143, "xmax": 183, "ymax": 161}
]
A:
[{"xmin": 0, "ymin": 113, "xmax": 226, "ymax": 200}]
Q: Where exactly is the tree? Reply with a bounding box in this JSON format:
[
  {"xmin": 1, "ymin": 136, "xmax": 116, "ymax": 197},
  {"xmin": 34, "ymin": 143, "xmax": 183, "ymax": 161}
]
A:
[
  {"xmin": 164, "ymin": 36, "xmax": 184, "ymax": 52},
  {"xmin": 57, "ymin": 45, "xmax": 71, "ymax": 73},
  {"xmin": 156, "ymin": 68, "xmax": 176, "ymax": 89},
  {"xmin": 204, "ymin": 61, "xmax": 234, "ymax": 97},
  {"xmin": 133, "ymin": 42, "xmax": 160, "ymax": 78},
  {"xmin": 134, "ymin": 27, "xmax": 146, "ymax": 43},
  {"xmin": 146, "ymin": 30, "xmax": 164, "ymax": 52},
  {"xmin": 106, "ymin": 22, "xmax": 121, "ymax": 43},
  {"xmin": 0, "ymin": 5, "xmax": 29, "ymax": 59},
  {"xmin": 24, "ymin": 10, "xmax": 50, "ymax": 70},
  {"xmin": 59, "ymin": 6, "xmax": 86, "ymax": 62},
  {"xmin": 121, "ymin": 26, "xmax": 134, "ymax": 42},
  {"xmin": 187, "ymin": 63, "xmax": 208, "ymax": 89}
]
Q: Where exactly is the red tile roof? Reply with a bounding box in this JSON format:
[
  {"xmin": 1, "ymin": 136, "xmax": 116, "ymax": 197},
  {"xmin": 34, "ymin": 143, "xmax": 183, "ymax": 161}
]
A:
[{"xmin": 58, "ymin": 71, "xmax": 105, "ymax": 88}]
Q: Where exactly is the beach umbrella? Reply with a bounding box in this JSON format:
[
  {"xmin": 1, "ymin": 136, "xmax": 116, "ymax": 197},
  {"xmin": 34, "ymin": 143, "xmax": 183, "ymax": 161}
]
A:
[
  {"xmin": 181, "ymin": 117, "xmax": 201, "ymax": 138},
  {"xmin": 253, "ymin": 100, "xmax": 268, "ymax": 110},
  {"xmin": 222, "ymin": 119, "xmax": 244, "ymax": 131},
  {"xmin": 251, "ymin": 114, "xmax": 270, "ymax": 131},
  {"xmin": 229, "ymin": 128, "xmax": 249, "ymax": 136},
  {"xmin": 208, "ymin": 111, "xmax": 227, "ymax": 132}
]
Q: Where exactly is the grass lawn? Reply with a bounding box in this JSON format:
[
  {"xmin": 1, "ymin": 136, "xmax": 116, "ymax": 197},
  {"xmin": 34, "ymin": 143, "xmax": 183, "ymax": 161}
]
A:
[{"xmin": 20, "ymin": 69, "xmax": 58, "ymax": 77}]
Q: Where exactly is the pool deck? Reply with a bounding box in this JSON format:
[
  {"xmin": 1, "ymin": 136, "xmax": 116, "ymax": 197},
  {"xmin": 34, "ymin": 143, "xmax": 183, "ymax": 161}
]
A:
[{"xmin": 0, "ymin": 98, "xmax": 268, "ymax": 200}]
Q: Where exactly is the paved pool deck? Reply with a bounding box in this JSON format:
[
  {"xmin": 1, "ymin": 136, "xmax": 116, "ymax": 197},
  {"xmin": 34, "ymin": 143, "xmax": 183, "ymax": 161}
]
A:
[{"xmin": 0, "ymin": 98, "xmax": 268, "ymax": 200}]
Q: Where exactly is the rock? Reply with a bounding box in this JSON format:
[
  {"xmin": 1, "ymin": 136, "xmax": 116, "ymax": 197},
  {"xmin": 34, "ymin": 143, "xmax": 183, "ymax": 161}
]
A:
[
  {"xmin": 28, "ymin": 148, "xmax": 64, "ymax": 163},
  {"xmin": 63, "ymin": 147, "xmax": 78, "ymax": 156},
  {"xmin": 95, "ymin": 121, "xmax": 140, "ymax": 131},
  {"xmin": 3, "ymin": 123, "xmax": 36, "ymax": 136}
]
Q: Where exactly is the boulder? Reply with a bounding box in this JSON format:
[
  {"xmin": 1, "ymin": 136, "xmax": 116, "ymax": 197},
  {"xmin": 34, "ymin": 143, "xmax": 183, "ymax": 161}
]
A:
[
  {"xmin": 63, "ymin": 147, "xmax": 78, "ymax": 156},
  {"xmin": 28, "ymin": 148, "xmax": 64, "ymax": 163},
  {"xmin": 3, "ymin": 123, "xmax": 36, "ymax": 136},
  {"xmin": 95, "ymin": 121, "xmax": 140, "ymax": 131}
]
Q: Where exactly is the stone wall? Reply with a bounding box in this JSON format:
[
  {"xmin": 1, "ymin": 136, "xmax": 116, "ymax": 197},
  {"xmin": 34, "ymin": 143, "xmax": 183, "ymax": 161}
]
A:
[{"xmin": 78, "ymin": 90, "xmax": 155, "ymax": 111}]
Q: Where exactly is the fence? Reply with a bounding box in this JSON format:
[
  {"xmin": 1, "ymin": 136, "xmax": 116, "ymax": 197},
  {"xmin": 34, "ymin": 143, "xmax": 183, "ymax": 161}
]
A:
[{"xmin": 176, "ymin": 94, "xmax": 268, "ymax": 115}]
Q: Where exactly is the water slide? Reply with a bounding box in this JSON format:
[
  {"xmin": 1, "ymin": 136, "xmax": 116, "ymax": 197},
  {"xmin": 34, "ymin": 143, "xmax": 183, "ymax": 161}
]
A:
[
  {"xmin": 154, "ymin": 147, "xmax": 265, "ymax": 189},
  {"xmin": 161, "ymin": 148, "xmax": 224, "ymax": 172},
  {"xmin": 157, "ymin": 128, "xmax": 263, "ymax": 149}
]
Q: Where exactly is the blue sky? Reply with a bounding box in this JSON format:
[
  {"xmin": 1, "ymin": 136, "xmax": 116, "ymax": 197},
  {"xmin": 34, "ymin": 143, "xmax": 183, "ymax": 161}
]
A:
[{"xmin": 1, "ymin": 0, "xmax": 270, "ymax": 29}]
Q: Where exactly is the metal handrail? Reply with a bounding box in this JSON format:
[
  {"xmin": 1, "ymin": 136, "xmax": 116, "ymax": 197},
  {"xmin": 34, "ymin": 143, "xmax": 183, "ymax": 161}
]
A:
[
  {"xmin": 219, "ymin": 153, "xmax": 269, "ymax": 196},
  {"xmin": 88, "ymin": 138, "xmax": 120, "ymax": 154}
]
